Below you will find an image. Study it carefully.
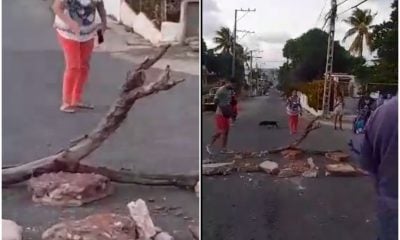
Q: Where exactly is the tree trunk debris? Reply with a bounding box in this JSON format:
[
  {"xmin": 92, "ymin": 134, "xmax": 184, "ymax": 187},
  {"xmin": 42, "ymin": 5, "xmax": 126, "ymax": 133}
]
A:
[{"xmin": 3, "ymin": 45, "xmax": 198, "ymax": 189}]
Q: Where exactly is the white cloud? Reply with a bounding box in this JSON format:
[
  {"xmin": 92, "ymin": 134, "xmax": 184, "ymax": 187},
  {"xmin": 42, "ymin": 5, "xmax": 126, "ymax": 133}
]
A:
[
  {"xmin": 202, "ymin": 0, "xmax": 394, "ymax": 68},
  {"xmin": 255, "ymin": 32, "xmax": 291, "ymax": 44}
]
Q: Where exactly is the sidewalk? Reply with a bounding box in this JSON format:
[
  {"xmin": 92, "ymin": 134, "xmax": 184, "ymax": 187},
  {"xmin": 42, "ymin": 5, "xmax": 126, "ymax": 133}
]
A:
[{"xmin": 97, "ymin": 19, "xmax": 199, "ymax": 75}]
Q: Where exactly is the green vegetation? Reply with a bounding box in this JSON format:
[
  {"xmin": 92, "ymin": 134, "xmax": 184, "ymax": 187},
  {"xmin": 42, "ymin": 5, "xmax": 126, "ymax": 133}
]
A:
[
  {"xmin": 342, "ymin": 8, "xmax": 376, "ymax": 57},
  {"xmin": 202, "ymin": 27, "xmax": 248, "ymax": 86},
  {"xmin": 278, "ymin": 0, "xmax": 398, "ymax": 94},
  {"xmin": 277, "ymin": 28, "xmax": 362, "ymax": 90}
]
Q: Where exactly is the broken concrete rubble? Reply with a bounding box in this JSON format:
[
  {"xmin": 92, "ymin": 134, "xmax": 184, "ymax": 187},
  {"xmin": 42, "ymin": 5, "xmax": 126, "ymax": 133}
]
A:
[
  {"xmin": 28, "ymin": 172, "xmax": 113, "ymax": 207},
  {"xmin": 154, "ymin": 232, "xmax": 174, "ymax": 240},
  {"xmin": 325, "ymin": 152, "xmax": 350, "ymax": 162},
  {"xmin": 42, "ymin": 213, "xmax": 137, "ymax": 240},
  {"xmin": 127, "ymin": 199, "xmax": 157, "ymax": 239},
  {"xmin": 302, "ymin": 158, "xmax": 318, "ymax": 178},
  {"xmin": 2, "ymin": 219, "xmax": 22, "ymax": 240},
  {"xmin": 202, "ymin": 162, "xmax": 234, "ymax": 175},
  {"xmin": 259, "ymin": 161, "xmax": 279, "ymax": 175},
  {"xmin": 302, "ymin": 169, "xmax": 318, "ymax": 178},
  {"xmin": 325, "ymin": 163, "xmax": 358, "ymax": 176}
]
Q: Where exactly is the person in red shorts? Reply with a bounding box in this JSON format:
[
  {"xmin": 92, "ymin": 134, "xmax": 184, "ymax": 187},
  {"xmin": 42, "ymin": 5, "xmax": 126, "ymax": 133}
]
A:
[{"xmin": 206, "ymin": 80, "xmax": 233, "ymax": 154}]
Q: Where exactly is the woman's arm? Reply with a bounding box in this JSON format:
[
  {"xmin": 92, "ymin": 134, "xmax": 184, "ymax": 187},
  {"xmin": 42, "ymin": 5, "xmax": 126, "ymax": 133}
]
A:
[
  {"xmin": 96, "ymin": 1, "xmax": 108, "ymax": 32},
  {"xmin": 52, "ymin": 0, "xmax": 80, "ymax": 35}
]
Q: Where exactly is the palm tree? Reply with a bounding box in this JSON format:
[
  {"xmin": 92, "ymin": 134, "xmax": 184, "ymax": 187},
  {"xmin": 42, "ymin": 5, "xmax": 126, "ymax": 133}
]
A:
[
  {"xmin": 342, "ymin": 8, "xmax": 376, "ymax": 57},
  {"xmin": 213, "ymin": 27, "xmax": 232, "ymax": 53}
]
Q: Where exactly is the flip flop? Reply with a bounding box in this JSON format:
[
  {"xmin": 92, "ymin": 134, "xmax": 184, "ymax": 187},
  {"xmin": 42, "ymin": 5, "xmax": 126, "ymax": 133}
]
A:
[{"xmin": 60, "ymin": 105, "xmax": 76, "ymax": 113}]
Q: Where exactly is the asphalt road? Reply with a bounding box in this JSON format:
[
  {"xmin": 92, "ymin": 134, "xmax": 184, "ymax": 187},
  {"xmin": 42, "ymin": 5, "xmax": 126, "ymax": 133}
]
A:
[
  {"xmin": 2, "ymin": 0, "xmax": 198, "ymax": 238},
  {"xmin": 202, "ymin": 90, "xmax": 377, "ymax": 240}
]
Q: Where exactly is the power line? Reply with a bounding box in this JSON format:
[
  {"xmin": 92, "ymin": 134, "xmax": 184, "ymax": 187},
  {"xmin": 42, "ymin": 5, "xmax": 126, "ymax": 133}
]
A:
[
  {"xmin": 315, "ymin": 0, "xmax": 329, "ymax": 27},
  {"xmin": 337, "ymin": 0, "xmax": 351, "ymax": 6},
  {"xmin": 237, "ymin": 11, "xmax": 250, "ymax": 23},
  {"xmin": 338, "ymin": 0, "xmax": 369, "ymax": 15}
]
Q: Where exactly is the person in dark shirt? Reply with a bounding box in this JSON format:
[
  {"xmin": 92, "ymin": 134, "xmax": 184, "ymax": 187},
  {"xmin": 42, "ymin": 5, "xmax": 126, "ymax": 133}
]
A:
[{"xmin": 360, "ymin": 96, "xmax": 398, "ymax": 240}]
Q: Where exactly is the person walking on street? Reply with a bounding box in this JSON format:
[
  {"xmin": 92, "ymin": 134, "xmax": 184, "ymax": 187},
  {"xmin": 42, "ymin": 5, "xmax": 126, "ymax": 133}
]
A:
[
  {"xmin": 359, "ymin": 96, "xmax": 398, "ymax": 240},
  {"xmin": 333, "ymin": 94, "xmax": 345, "ymax": 130},
  {"xmin": 206, "ymin": 80, "xmax": 234, "ymax": 154},
  {"xmin": 52, "ymin": 0, "xmax": 107, "ymax": 113},
  {"xmin": 286, "ymin": 90, "xmax": 302, "ymax": 135}
]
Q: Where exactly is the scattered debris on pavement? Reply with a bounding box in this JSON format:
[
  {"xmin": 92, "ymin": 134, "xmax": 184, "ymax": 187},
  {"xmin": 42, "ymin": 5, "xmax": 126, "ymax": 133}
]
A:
[{"xmin": 325, "ymin": 152, "xmax": 350, "ymax": 162}]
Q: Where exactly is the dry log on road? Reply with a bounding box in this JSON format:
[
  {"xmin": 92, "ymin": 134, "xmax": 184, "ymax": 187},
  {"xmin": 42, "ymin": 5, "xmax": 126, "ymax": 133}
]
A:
[{"xmin": 3, "ymin": 45, "xmax": 198, "ymax": 188}]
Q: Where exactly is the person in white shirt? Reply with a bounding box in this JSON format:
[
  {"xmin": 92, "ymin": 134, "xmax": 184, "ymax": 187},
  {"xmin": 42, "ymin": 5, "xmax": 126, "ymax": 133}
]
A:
[{"xmin": 52, "ymin": 0, "xmax": 107, "ymax": 113}]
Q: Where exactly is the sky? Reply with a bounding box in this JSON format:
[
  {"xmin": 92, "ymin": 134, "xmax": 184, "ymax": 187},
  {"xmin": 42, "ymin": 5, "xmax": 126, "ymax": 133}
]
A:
[{"xmin": 202, "ymin": 0, "xmax": 394, "ymax": 68}]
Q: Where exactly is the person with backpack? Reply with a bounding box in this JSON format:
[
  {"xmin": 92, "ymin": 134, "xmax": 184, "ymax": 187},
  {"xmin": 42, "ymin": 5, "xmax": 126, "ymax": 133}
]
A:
[
  {"xmin": 206, "ymin": 79, "xmax": 234, "ymax": 154},
  {"xmin": 52, "ymin": 0, "xmax": 107, "ymax": 113},
  {"xmin": 286, "ymin": 90, "xmax": 302, "ymax": 135}
]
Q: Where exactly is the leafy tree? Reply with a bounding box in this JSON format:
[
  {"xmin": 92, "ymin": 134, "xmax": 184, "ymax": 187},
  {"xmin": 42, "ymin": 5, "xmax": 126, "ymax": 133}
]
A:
[
  {"xmin": 213, "ymin": 27, "xmax": 232, "ymax": 54},
  {"xmin": 279, "ymin": 28, "xmax": 360, "ymax": 87},
  {"xmin": 342, "ymin": 8, "xmax": 376, "ymax": 57},
  {"xmin": 370, "ymin": 0, "xmax": 398, "ymax": 83},
  {"xmin": 201, "ymin": 38, "xmax": 207, "ymax": 66}
]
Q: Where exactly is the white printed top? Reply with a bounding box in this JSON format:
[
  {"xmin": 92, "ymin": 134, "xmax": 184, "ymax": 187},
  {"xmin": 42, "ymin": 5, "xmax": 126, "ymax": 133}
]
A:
[{"xmin": 54, "ymin": 0, "xmax": 102, "ymax": 42}]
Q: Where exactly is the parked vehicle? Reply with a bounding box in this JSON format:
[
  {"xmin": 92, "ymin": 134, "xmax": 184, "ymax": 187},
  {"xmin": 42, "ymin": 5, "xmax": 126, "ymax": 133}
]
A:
[{"xmin": 203, "ymin": 87, "xmax": 219, "ymax": 111}]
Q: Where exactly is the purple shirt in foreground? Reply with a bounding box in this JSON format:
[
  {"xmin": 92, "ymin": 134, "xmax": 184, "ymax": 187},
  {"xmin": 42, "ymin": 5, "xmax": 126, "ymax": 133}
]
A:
[{"xmin": 360, "ymin": 96, "xmax": 398, "ymax": 209}]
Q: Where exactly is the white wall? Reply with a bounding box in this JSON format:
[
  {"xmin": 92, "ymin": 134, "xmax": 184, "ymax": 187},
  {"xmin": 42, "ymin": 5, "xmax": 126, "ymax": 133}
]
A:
[
  {"xmin": 118, "ymin": 1, "xmax": 162, "ymax": 45},
  {"xmin": 103, "ymin": 0, "xmax": 191, "ymax": 45},
  {"xmin": 104, "ymin": 0, "xmax": 122, "ymax": 22}
]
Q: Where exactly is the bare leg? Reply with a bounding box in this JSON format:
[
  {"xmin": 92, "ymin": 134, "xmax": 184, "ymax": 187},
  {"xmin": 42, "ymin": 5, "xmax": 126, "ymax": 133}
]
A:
[
  {"xmin": 334, "ymin": 114, "xmax": 338, "ymax": 130},
  {"xmin": 210, "ymin": 132, "xmax": 222, "ymax": 146},
  {"xmin": 222, "ymin": 130, "xmax": 229, "ymax": 149},
  {"xmin": 339, "ymin": 115, "xmax": 343, "ymax": 130}
]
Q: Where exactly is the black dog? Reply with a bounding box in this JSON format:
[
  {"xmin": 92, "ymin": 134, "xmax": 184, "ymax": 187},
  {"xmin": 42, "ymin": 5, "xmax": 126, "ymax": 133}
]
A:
[{"xmin": 259, "ymin": 121, "xmax": 279, "ymax": 128}]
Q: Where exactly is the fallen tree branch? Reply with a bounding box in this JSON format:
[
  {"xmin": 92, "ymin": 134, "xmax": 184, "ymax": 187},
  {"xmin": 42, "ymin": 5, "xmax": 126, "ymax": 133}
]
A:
[
  {"xmin": 3, "ymin": 45, "xmax": 196, "ymax": 187},
  {"xmin": 72, "ymin": 163, "xmax": 198, "ymax": 189},
  {"xmin": 221, "ymin": 117, "xmax": 321, "ymax": 157},
  {"xmin": 262, "ymin": 116, "xmax": 321, "ymax": 154}
]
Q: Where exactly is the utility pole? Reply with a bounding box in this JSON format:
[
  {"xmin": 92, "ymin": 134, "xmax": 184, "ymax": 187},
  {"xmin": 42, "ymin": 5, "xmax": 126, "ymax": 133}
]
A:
[
  {"xmin": 231, "ymin": 8, "xmax": 256, "ymax": 79},
  {"xmin": 322, "ymin": 0, "xmax": 337, "ymax": 117},
  {"xmin": 248, "ymin": 50, "xmax": 261, "ymax": 95}
]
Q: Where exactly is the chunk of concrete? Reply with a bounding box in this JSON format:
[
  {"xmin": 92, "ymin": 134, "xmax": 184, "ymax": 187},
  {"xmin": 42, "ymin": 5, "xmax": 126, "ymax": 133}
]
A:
[
  {"xmin": 325, "ymin": 152, "xmax": 350, "ymax": 162},
  {"xmin": 2, "ymin": 219, "xmax": 22, "ymax": 240},
  {"xmin": 306, "ymin": 157, "xmax": 316, "ymax": 169},
  {"xmin": 42, "ymin": 213, "xmax": 136, "ymax": 240},
  {"xmin": 259, "ymin": 161, "xmax": 279, "ymax": 175},
  {"xmin": 127, "ymin": 199, "xmax": 156, "ymax": 239},
  {"xmin": 326, "ymin": 163, "xmax": 358, "ymax": 176},
  {"xmin": 28, "ymin": 172, "xmax": 113, "ymax": 207},
  {"xmin": 302, "ymin": 169, "xmax": 318, "ymax": 178},
  {"xmin": 202, "ymin": 162, "xmax": 234, "ymax": 175},
  {"xmin": 154, "ymin": 232, "xmax": 174, "ymax": 240}
]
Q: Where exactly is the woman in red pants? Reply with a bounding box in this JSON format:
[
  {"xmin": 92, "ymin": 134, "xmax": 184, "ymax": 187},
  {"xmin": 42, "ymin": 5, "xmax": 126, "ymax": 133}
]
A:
[
  {"xmin": 286, "ymin": 90, "xmax": 302, "ymax": 135},
  {"xmin": 52, "ymin": 0, "xmax": 107, "ymax": 113}
]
